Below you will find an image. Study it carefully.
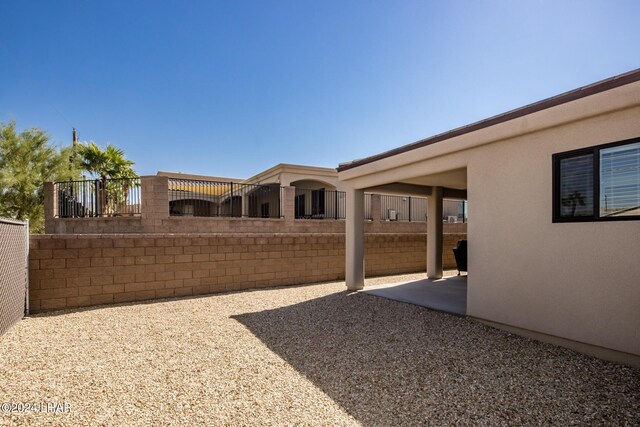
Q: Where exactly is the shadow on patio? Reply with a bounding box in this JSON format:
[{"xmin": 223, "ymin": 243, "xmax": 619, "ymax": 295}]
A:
[{"xmin": 232, "ymin": 290, "xmax": 640, "ymax": 426}]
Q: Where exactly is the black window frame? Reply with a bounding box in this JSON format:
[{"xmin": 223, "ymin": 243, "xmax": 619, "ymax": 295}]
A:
[{"xmin": 553, "ymin": 136, "xmax": 640, "ymax": 223}]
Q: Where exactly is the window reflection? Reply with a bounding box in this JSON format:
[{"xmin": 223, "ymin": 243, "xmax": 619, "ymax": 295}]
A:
[
  {"xmin": 560, "ymin": 154, "xmax": 594, "ymax": 218},
  {"xmin": 600, "ymin": 142, "xmax": 640, "ymax": 217}
]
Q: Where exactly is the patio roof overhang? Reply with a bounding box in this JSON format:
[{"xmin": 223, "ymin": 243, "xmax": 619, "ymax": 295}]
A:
[
  {"xmin": 337, "ymin": 68, "xmax": 640, "ymax": 174},
  {"xmin": 338, "ymin": 67, "xmax": 640, "ymax": 293}
]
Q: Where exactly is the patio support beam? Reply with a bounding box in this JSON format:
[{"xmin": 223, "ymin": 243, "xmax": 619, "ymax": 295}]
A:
[
  {"xmin": 442, "ymin": 188, "xmax": 467, "ymax": 200},
  {"xmin": 427, "ymin": 186, "xmax": 443, "ymax": 279},
  {"xmin": 364, "ymin": 182, "xmax": 433, "ymax": 197},
  {"xmin": 346, "ymin": 188, "xmax": 365, "ymax": 290}
]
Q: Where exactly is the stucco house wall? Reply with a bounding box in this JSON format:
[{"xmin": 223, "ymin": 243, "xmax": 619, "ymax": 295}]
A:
[
  {"xmin": 338, "ymin": 74, "xmax": 640, "ymax": 359},
  {"xmin": 466, "ymin": 99, "xmax": 640, "ymax": 357}
]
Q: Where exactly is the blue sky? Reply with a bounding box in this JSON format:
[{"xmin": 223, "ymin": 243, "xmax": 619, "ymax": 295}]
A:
[{"xmin": 1, "ymin": 1, "xmax": 639, "ymax": 178}]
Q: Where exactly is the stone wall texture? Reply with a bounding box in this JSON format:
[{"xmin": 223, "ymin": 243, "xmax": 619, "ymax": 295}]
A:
[
  {"xmin": 29, "ymin": 232, "xmax": 466, "ymax": 313},
  {"xmin": 46, "ymin": 216, "xmax": 467, "ymax": 235}
]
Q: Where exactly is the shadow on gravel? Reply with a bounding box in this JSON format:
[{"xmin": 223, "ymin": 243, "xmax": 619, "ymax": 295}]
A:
[{"xmin": 233, "ymin": 291, "xmax": 640, "ymax": 426}]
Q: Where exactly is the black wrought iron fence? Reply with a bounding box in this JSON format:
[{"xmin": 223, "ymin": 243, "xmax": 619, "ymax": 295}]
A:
[
  {"xmin": 364, "ymin": 193, "xmax": 373, "ymax": 220},
  {"xmin": 380, "ymin": 195, "xmax": 427, "ymax": 222},
  {"xmin": 168, "ymin": 179, "xmax": 283, "ymax": 218},
  {"xmin": 55, "ymin": 178, "xmax": 141, "ymax": 218},
  {"xmin": 294, "ymin": 188, "xmax": 346, "ymax": 219}
]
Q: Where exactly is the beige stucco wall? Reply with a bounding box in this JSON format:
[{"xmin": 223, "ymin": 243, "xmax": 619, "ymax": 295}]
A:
[
  {"xmin": 339, "ymin": 80, "xmax": 640, "ymax": 356},
  {"xmin": 467, "ymin": 103, "xmax": 640, "ymax": 357}
]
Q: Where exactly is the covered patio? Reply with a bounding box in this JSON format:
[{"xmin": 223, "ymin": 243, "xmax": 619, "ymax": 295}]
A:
[
  {"xmin": 336, "ymin": 70, "xmax": 640, "ymax": 367},
  {"xmin": 362, "ymin": 273, "xmax": 467, "ymax": 316},
  {"xmin": 339, "ymin": 156, "xmax": 470, "ymax": 316}
]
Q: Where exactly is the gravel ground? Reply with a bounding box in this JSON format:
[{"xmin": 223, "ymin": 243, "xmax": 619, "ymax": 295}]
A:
[{"xmin": 0, "ymin": 272, "xmax": 639, "ymax": 426}]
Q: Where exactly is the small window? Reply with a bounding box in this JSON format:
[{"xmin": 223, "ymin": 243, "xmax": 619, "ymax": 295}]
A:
[{"xmin": 553, "ymin": 137, "xmax": 640, "ymax": 222}]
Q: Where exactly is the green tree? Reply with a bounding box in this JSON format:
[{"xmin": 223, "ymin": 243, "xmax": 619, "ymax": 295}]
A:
[
  {"xmin": 76, "ymin": 141, "xmax": 137, "ymax": 216},
  {"xmin": 76, "ymin": 141, "xmax": 137, "ymax": 181},
  {"xmin": 0, "ymin": 121, "xmax": 80, "ymax": 232}
]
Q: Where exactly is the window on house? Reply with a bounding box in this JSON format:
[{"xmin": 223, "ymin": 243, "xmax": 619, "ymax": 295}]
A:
[
  {"xmin": 553, "ymin": 137, "xmax": 640, "ymax": 222},
  {"xmin": 558, "ymin": 154, "xmax": 594, "ymax": 218}
]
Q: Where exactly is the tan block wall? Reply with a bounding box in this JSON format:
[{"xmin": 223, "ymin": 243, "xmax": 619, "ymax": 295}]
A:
[
  {"xmin": 47, "ymin": 215, "xmax": 466, "ymax": 235},
  {"xmin": 29, "ymin": 232, "xmax": 465, "ymax": 313}
]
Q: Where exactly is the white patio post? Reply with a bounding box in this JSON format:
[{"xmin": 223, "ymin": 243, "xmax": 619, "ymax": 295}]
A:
[
  {"xmin": 346, "ymin": 188, "xmax": 365, "ymax": 290},
  {"xmin": 427, "ymin": 186, "xmax": 444, "ymax": 279}
]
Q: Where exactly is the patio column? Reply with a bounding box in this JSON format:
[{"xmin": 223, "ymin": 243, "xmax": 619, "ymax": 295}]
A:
[
  {"xmin": 346, "ymin": 188, "xmax": 365, "ymax": 290},
  {"xmin": 427, "ymin": 186, "xmax": 443, "ymax": 279}
]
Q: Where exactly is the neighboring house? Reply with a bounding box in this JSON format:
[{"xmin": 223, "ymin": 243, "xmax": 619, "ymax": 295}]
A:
[
  {"xmin": 162, "ymin": 163, "xmax": 466, "ymax": 222},
  {"xmin": 161, "ymin": 164, "xmax": 344, "ymax": 219},
  {"xmin": 46, "ymin": 163, "xmax": 468, "ymax": 235},
  {"xmin": 338, "ymin": 69, "xmax": 640, "ymax": 364},
  {"xmin": 244, "ymin": 163, "xmax": 344, "ymax": 219},
  {"xmin": 159, "ymin": 171, "xmax": 244, "ymax": 217}
]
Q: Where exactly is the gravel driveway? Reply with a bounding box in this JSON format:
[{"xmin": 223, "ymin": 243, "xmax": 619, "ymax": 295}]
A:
[{"xmin": 1, "ymin": 273, "xmax": 638, "ymax": 426}]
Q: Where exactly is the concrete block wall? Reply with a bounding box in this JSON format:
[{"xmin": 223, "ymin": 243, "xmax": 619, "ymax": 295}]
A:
[
  {"xmin": 29, "ymin": 233, "xmax": 466, "ymax": 313},
  {"xmin": 46, "ymin": 215, "xmax": 466, "ymax": 235},
  {"xmin": 140, "ymin": 175, "xmax": 170, "ymax": 221}
]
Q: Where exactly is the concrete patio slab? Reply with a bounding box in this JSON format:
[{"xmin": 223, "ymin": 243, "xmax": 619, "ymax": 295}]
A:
[{"xmin": 362, "ymin": 274, "xmax": 467, "ymax": 315}]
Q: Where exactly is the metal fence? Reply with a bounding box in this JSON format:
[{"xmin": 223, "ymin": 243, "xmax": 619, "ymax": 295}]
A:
[
  {"xmin": 444, "ymin": 199, "xmax": 467, "ymax": 223},
  {"xmin": 169, "ymin": 178, "xmax": 283, "ymax": 218},
  {"xmin": 55, "ymin": 178, "xmax": 141, "ymax": 218},
  {"xmin": 0, "ymin": 218, "xmax": 28, "ymax": 336},
  {"xmin": 364, "ymin": 193, "xmax": 373, "ymax": 220},
  {"xmin": 379, "ymin": 195, "xmax": 427, "ymax": 222},
  {"xmin": 294, "ymin": 188, "xmax": 346, "ymax": 219},
  {"xmin": 376, "ymin": 195, "xmax": 467, "ymax": 223}
]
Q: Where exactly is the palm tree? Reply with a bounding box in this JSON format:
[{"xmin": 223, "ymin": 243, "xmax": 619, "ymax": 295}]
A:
[
  {"xmin": 77, "ymin": 142, "xmax": 136, "ymax": 180},
  {"xmin": 562, "ymin": 190, "xmax": 586, "ymax": 216},
  {"xmin": 76, "ymin": 142, "xmax": 137, "ymax": 215}
]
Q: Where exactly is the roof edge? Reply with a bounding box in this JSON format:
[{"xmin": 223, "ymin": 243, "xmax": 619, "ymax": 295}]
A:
[
  {"xmin": 244, "ymin": 163, "xmax": 338, "ymax": 183},
  {"xmin": 337, "ymin": 68, "xmax": 640, "ymax": 172}
]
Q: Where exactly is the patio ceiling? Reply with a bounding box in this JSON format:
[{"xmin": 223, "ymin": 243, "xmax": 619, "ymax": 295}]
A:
[
  {"xmin": 362, "ymin": 167, "xmax": 468, "ymax": 199},
  {"xmin": 401, "ymin": 167, "xmax": 467, "ymax": 190}
]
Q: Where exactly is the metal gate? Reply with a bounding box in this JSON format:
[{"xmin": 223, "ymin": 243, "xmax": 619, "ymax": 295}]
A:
[{"xmin": 0, "ymin": 218, "xmax": 28, "ymax": 336}]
